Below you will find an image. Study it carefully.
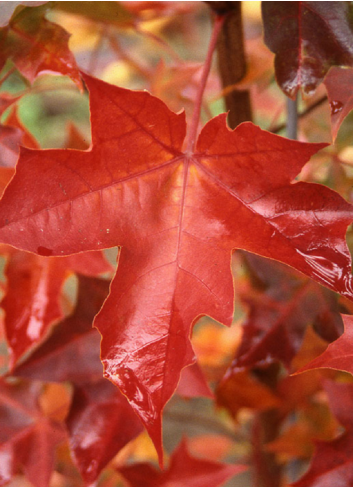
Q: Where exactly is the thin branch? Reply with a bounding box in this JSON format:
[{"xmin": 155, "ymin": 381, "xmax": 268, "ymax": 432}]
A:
[
  {"xmin": 185, "ymin": 14, "xmax": 225, "ymax": 153},
  {"xmin": 270, "ymin": 95, "xmax": 328, "ymax": 134},
  {"xmin": 286, "ymin": 95, "xmax": 298, "ymax": 140}
]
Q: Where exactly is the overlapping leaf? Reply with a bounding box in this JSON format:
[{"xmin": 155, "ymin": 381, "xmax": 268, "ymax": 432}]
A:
[
  {"xmin": 12, "ymin": 275, "xmax": 143, "ymax": 484},
  {"xmin": 293, "ymin": 380, "xmax": 353, "ymax": 486},
  {"xmin": 0, "ymin": 108, "xmax": 38, "ymax": 168},
  {"xmin": 2, "ymin": 248, "xmax": 112, "ymax": 369},
  {"xmin": 0, "ymin": 4, "xmax": 81, "ymax": 87},
  {"xmin": 12, "ymin": 275, "xmax": 110, "ymax": 383},
  {"xmin": 262, "ymin": 2, "xmax": 353, "ymax": 98},
  {"xmin": 119, "ymin": 438, "xmax": 247, "ymax": 487},
  {"xmin": 176, "ymin": 362, "xmax": 213, "ymax": 399},
  {"xmin": 216, "ymin": 368, "xmax": 281, "ymax": 418},
  {"xmin": 229, "ymin": 255, "xmax": 343, "ymax": 371},
  {"xmin": 0, "ymin": 379, "xmax": 65, "ymax": 486},
  {"xmin": 0, "ymin": 74, "xmax": 353, "ymax": 462},
  {"xmin": 66, "ymin": 379, "xmax": 143, "ymax": 485},
  {"xmin": 0, "ymin": 163, "xmax": 111, "ymax": 368},
  {"xmin": 298, "ymin": 314, "xmax": 353, "ymax": 375}
]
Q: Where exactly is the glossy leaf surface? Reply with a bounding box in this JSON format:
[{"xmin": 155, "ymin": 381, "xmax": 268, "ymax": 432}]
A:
[
  {"xmin": 293, "ymin": 380, "xmax": 353, "ymax": 486},
  {"xmin": 66, "ymin": 379, "xmax": 143, "ymax": 485},
  {"xmin": 119, "ymin": 438, "xmax": 247, "ymax": 487},
  {"xmin": 0, "ymin": 4, "xmax": 81, "ymax": 87},
  {"xmin": 13, "ymin": 275, "xmax": 110, "ymax": 383},
  {"xmin": 262, "ymin": 2, "xmax": 353, "ymax": 98},
  {"xmin": 1, "ymin": 74, "xmax": 353, "ymax": 462},
  {"xmin": 2, "ymin": 249, "xmax": 111, "ymax": 369}
]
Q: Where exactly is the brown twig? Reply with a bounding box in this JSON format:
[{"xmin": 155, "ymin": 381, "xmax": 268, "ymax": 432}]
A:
[{"xmin": 207, "ymin": 1, "xmax": 252, "ymax": 128}]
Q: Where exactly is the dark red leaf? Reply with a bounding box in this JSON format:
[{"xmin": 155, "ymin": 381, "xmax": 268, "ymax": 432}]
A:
[
  {"xmin": 12, "ymin": 275, "xmax": 110, "ymax": 383},
  {"xmin": 66, "ymin": 379, "xmax": 143, "ymax": 485},
  {"xmin": 262, "ymin": 2, "xmax": 353, "ymax": 98},
  {"xmin": 229, "ymin": 255, "xmax": 343, "ymax": 371},
  {"xmin": 1, "ymin": 248, "xmax": 112, "ymax": 369},
  {"xmin": 0, "ymin": 74, "xmax": 352, "ymax": 462},
  {"xmin": 119, "ymin": 438, "xmax": 247, "ymax": 487}
]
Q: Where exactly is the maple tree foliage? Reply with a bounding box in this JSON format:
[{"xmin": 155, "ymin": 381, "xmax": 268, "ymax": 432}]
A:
[{"xmin": 3, "ymin": 1, "xmax": 353, "ymax": 486}]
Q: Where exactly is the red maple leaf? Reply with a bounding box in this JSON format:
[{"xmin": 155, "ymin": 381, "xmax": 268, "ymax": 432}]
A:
[
  {"xmin": 0, "ymin": 73, "xmax": 353, "ymax": 463},
  {"xmin": 1, "ymin": 249, "xmax": 112, "ymax": 370},
  {"xmin": 118, "ymin": 437, "xmax": 247, "ymax": 487}
]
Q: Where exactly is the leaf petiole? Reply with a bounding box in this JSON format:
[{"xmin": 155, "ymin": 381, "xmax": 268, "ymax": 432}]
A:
[{"xmin": 185, "ymin": 13, "xmax": 226, "ymax": 154}]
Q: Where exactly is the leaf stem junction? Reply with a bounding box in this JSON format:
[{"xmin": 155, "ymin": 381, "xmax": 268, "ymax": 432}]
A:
[{"xmin": 185, "ymin": 13, "xmax": 226, "ymax": 154}]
